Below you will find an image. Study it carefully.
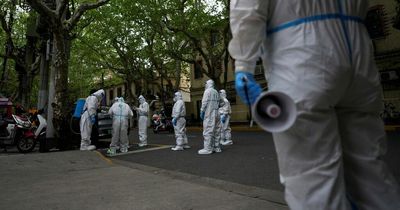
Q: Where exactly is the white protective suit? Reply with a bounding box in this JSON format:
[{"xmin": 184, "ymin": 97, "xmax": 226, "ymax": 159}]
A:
[
  {"xmin": 109, "ymin": 97, "xmax": 133, "ymax": 153},
  {"xmin": 218, "ymin": 90, "xmax": 232, "ymax": 146},
  {"xmin": 198, "ymin": 80, "xmax": 222, "ymax": 155},
  {"xmin": 80, "ymin": 89, "xmax": 104, "ymax": 151},
  {"xmin": 136, "ymin": 95, "xmax": 149, "ymax": 147},
  {"xmin": 171, "ymin": 92, "xmax": 189, "ymax": 151},
  {"xmin": 229, "ymin": 1, "xmax": 400, "ymax": 210}
]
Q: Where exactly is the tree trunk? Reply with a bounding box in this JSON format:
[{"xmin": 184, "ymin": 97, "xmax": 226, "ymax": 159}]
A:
[
  {"xmin": 174, "ymin": 60, "xmax": 181, "ymax": 90},
  {"xmin": 223, "ymin": 49, "xmax": 229, "ymax": 90},
  {"xmin": 15, "ymin": 63, "xmax": 26, "ymax": 104},
  {"xmin": 51, "ymin": 30, "xmax": 71, "ymax": 149},
  {"xmin": 0, "ymin": 57, "xmax": 8, "ymax": 90},
  {"xmin": 213, "ymin": 77, "xmax": 222, "ymax": 90},
  {"xmin": 37, "ymin": 40, "xmax": 50, "ymax": 113},
  {"xmin": 125, "ymin": 77, "xmax": 135, "ymax": 105},
  {"xmin": 22, "ymin": 36, "xmax": 37, "ymax": 108},
  {"xmin": 14, "ymin": 39, "xmax": 37, "ymax": 108}
]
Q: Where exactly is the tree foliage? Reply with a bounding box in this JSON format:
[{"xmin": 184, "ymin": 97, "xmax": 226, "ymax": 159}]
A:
[
  {"xmin": 0, "ymin": 1, "xmax": 40, "ymax": 106},
  {"xmin": 2, "ymin": 0, "xmax": 230, "ymax": 137},
  {"xmin": 74, "ymin": 0, "xmax": 230, "ymax": 102}
]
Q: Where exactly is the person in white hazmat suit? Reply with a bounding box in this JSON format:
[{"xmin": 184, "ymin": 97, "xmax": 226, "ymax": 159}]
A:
[
  {"xmin": 134, "ymin": 95, "xmax": 149, "ymax": 147},
  {"xmin": 198, "ymin": 80, "xmax": 222, "ymax": 155},
  {"xmin": 108, "ymin": 97, "xmax": 133, "ymax": 154},
  {"xmin": 80, "ymin": 89, "xmax": 104, "ymax": 151},
  {"xmin": 218, "ymin": 89, "xmax": 233, "ymax": 146},
  {"xmin": 229, "ymin": 1, "xmax": 400, "ymax": 209},
  {"xmin": 171, "ymin": 91, "xmax": 190, "ymax": 151}
]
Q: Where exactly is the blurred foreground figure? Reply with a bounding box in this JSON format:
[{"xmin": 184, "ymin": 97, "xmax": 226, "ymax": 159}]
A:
[{"xmin": 229, "ymin": 1, "xmax": 400, "ymax": 209}]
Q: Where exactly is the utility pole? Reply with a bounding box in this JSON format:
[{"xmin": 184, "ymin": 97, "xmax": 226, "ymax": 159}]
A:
[
  {"xmin": 37, "ymin": 39, "xmax": 50, "ymax": 115},
  {"xmin": 36, "ymin": 0, "xmax": 56, "ymax": 139}
]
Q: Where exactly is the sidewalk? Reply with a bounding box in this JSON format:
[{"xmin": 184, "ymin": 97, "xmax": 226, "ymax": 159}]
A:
[{"xmin": 0, "ymin": 150, "xmax": 288, "ymax": 210}]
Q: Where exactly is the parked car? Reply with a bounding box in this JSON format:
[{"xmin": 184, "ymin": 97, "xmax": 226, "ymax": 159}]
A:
[
  {"xmin": 96, "ymin": 110, "xmax": 112, "ymax": 139},
  {"xmin": 70, "ymin": 103, "xmax": 113, "ymax": 146}
]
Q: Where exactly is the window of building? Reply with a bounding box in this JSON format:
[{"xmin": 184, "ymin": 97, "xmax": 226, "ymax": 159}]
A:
[
  {"xmin": 194, "ymin": 60, "xmax": 203, "ymax": 79},
  {"xmin": 109, "ymin": 90, "xmax": 114, "ymax": 104},
  {"xmin": 365, "ymin": 5, "xmax": 389, "ymax": 40},
  {"xmin": 117, "ymin": 87, "xmax": 122, "ymax": 97},
  {"xmin": 196, "ymin": 100, "xmax": 202, "ymax": 121},
  {"xmin": 226, "ymin": 81, "xmax": 237, "ymax": 105},
  {"xmin": 166, "ymin": 84, "xmax": 173, "ymax": 93},
  {"xmin": 255, "ymin": 58, "xmax": 264, "ymax": 75},
  {"xmin": 210, "ymin": 31, "xmax": 219, "ymax": 47}
]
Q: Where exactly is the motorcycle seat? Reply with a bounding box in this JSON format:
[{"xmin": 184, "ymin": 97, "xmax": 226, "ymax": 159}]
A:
[
  {"xmin": 0, "ymin": 117, "xmax": 14, "ymax": 125},
  {"xmin": 0, "ymin": 120, "xmax": 6, "ymax": 127}
]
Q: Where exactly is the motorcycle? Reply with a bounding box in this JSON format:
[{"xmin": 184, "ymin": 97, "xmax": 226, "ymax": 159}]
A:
[
  {"xmin": 0, "ymin": 114, "xmax": 37, "ymax": 153},
  {"xmin": 152, "ymin": 113, "xmax": 174, "ymax": 133}
]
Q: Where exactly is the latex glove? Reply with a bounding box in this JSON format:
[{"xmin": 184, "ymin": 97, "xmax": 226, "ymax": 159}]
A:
[
  {"xmin": 221, "ymin": 115, "xmax": 226, "ymax": 124},
  {"xmin": 235, "ymin": 71, "xmax": 262, "ymax": 105},
  {"xmin": 90, "ymin": 115, "xmax": 96, "ymax": 124},
  {"xmin": 172, "ymin": 118, "xmax": 177, "ymax": 126},
  {"xmin": 200, "ymin": 111, "xmax": 205, "ymax": 121}
]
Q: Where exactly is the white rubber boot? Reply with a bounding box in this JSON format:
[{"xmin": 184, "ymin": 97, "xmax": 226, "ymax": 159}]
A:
[
  {"xmin": 171, "ymin": 146, "xmax": 184, "ymax": 151},
  {"xmin": 198, "ymin": 148, "xmax": 212, "ymax": 155},
  {"xmin": 221, "ymin": 140, "xmax": 233, "ymax": 146},
  {"xmin": 80, "ymin": 144, "xmax": 96, "ymax": 151}
]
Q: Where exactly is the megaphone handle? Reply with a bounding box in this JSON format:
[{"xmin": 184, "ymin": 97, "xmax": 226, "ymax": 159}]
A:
[{"xmin": 242, "ymin": 77, "xmax": 253, "ymax": 127}]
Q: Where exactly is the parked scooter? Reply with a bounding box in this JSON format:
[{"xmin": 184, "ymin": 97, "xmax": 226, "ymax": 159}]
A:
[
  {"xmin": 0, "ymin": 113, "xmax": 36, "ymax": 153},
  {"xmin": 29, "ymin": 109, "xmax": 48, "ymax": 152},
  {"xmin": 152, "ymin": 112, "xmax": 174, "ymax": 133}
]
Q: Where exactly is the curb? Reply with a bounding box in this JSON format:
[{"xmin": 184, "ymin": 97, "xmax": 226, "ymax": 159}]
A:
[
  {"xmin": 187, "ymin": 125, "xmax": 399, "ymax": 132},
  {"xmin": 187, "ymin": 126, "xmax": 264, "ymax": 132},
  {"xmin": 111, "ymin": 158, "xmax": 288, "ymax": 209}
]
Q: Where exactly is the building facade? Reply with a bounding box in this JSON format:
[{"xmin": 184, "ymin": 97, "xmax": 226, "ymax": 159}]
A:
[{"xmin": 368, "ymin": 0, "xmax": 400, "ymax": 109}]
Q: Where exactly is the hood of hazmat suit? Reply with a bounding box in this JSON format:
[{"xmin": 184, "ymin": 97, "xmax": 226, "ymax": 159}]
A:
[
  {"xmin": 219, "ymin": 89, "xmax": 227, "ymax": 99},
  {"xmin": 92, "ymin": 89, "xmax": 105, "ymax": 101},
  {"xmin": 113, "ymin": 97, "xmax": 119, "ymax": 104},
  {"xmin": 174, "ymin": 91, "xmax": 183, "ymax": 102},
  {"xmin": 138, "ymin": 95, "xmax": 146, "ymax": 104},
  {"xmin": 205, "ymin": 79, "xmax": 214, "ymax": 90}
]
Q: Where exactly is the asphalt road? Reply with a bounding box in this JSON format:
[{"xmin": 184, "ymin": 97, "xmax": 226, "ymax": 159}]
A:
[
  {"xmin": 2, "ymin": 128, "xmax": 399, "ymax": 194},
  {"xmin": 103, "ymin": 129, "xmax": 400, "ymax": 193}
]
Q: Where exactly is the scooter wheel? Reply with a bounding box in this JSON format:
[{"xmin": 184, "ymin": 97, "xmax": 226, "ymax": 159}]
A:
[{"xmin": 17, "ymin": 136, "xmax": 36, "ymax": 153}]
